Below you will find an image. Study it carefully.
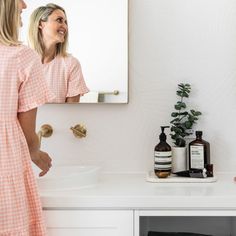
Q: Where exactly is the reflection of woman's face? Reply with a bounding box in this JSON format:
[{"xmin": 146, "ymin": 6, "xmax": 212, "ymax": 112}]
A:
[
  {"xmin": 19, "ymin": 0, "xmax": 27, "ymax": 26},
  {"xmin": 40, "ymin": 9, "xmax": 68, "ymax": 47}
]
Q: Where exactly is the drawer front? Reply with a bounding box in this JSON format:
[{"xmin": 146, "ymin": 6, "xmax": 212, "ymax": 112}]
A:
[
  {"xmin": 44, "ymin": 210, "xmax": 133, "ymax": 236},
  {"xmin": 47, "ymin": 229, "xmax": 123, "ymax": 236}
]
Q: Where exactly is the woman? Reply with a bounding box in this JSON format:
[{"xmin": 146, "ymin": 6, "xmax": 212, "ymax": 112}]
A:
[
  {"xmin": 28, "ymin": 3, "xmax": 89, "ymax": 103},
  {"xmin": 0, "ymin": 0, "xmax": 53, "ymax": 234}
]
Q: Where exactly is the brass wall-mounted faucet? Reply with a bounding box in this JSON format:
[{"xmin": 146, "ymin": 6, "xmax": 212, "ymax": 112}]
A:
[
  {"xmin": 70, "ymin": 124, "xmax": 87, "ymax": 138},
  {"xmin": 38, "ymin": 124, "xmax": 53, "ymax": 147}
]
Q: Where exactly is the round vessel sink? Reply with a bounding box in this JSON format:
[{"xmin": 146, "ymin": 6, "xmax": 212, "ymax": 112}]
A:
[{"xmin": 36, "ymin": 165, "xmax": 100, "ymax": 191}]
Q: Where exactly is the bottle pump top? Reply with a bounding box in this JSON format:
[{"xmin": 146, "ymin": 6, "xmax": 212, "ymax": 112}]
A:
[
  {"xmin": 196, "ymin": 131, "xmax": 203, "ymax": 136},
  {"xmin": 159, "ymin": 126, "xmax": 169, "ymax": 142}
]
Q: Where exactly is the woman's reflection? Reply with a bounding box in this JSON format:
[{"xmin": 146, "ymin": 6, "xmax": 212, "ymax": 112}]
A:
[{"xmin": 28, "ymin": 3, "xmax": 89, "ymax": 103}]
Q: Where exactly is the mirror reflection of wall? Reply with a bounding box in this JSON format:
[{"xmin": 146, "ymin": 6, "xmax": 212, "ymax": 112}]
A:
[{"xmin": 20, "ymin": 0, "xmax": 128, "ymax": 104}]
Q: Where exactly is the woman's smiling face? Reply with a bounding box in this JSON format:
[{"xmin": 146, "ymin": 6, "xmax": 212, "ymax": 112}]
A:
[{"xmin": 39, "ymin": 9, "xmax": 68, "ymax": 46}]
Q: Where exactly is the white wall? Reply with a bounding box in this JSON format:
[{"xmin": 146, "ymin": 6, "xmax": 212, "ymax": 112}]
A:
[{"xmin": 37, "ymin": 0, "xmax": 236, "ymax": 173}]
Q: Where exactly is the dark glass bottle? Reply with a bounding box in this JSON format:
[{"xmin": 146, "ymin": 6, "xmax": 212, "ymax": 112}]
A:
[
  {"xmin": 154, "ymin": 126, "xmax": 172, "ymax": 178},
  {"xmin": 189, "ymin": 131, "xmax": 210, "ymax": 170}
]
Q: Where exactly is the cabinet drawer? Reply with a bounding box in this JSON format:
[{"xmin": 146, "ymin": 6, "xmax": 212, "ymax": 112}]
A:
[{"xmin": 44, "ymin": 210, "xmax": 133, "ymax": 236}]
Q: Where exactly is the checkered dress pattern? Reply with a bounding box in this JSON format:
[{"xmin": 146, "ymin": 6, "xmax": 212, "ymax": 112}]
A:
[
  {"xmin": 43, "ymin": 55, "xmax": 89, "ymax": 103},
  {"xmin": 0, "ymin": 44, "xmax": 52, "ymax": 235}
]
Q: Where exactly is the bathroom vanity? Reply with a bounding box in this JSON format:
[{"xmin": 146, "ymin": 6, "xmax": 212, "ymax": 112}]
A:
[{"xmin": 40, "ymin": 172, "xmax": 236, "ymax": 236}]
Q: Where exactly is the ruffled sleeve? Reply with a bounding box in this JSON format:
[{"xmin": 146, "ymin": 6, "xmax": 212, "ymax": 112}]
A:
[
  {"xmin": 66, "ymin": 56, "xmax": 89, "ymax": 98},
  {"xmin": 17, "ymin": 46, "xmax": 54, "ymax": 112}
]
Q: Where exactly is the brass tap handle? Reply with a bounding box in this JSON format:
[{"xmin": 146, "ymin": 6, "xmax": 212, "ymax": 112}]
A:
[
  {"xmin": 37, "ymin": 124, "xmax": 53, "ymax": 147},
  {"xmin": 40, "ymin": 124, "xmax": 53, "ymax": 137},
  {"xmin": 70, "ymin": 124, "xmax": 87, "ymax": 138}
]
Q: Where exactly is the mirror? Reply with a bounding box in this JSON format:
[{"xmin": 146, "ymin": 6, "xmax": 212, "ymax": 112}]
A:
[{"xmin": 20, "ymin": 0, "xmax": 128, "ymax": 103}]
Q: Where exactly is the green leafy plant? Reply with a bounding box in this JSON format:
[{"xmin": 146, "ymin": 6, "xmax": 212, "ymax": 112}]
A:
[{"xmin": 170, "ymin": 83, "xmax": 202, "ymax": 147}]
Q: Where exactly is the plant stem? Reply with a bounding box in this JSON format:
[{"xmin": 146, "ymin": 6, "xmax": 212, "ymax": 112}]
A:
[{"xmin": 178, "ymin": 95, "xmax": 184, "ymax": 118}]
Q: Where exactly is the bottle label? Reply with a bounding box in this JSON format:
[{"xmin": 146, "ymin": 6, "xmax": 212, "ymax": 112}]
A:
[
  {"xmin": 190, "ymin": 146, "xmax": 204, "ymax": 169},
  {"xmin": 154, "ymin": 151, "xmax": 172, "ymax": 170}
]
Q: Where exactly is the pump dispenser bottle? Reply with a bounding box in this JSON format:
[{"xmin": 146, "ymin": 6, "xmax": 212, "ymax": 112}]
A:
[{"xmin": 154, "ymin": 126, "xmax": 172, "ymax": 178}]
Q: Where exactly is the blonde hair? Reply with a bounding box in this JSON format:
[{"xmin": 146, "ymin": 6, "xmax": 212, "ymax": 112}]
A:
[
  {"xmin": 0, "ymin": 0, "xmax": 20, "ymax": 46},
  {"xmin": 28, "ymin": 3, "xmax": 68, "ymax": 57}
]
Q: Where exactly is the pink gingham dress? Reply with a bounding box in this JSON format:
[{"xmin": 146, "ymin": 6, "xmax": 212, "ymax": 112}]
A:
[
  {"xmin": 0, "ymin": 44, "xmax": 52, "ymax": 235},
  {"xmin": 43, "ymin": 55, "xmax": 89, "ymax": 103}
]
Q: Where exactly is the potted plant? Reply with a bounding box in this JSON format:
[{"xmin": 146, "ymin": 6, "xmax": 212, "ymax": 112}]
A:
[{"xmin": 170, "ymin": 83, "xmax": 202, "ymax": 172}]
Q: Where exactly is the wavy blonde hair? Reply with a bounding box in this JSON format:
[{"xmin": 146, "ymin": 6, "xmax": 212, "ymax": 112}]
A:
[
  {"xmin": 28, "ymin": 3, "xmax": 68, "ymax": 57},
  {"xmin": 0, "ymin": 0, "xmax": 20, "ymax": 46}
]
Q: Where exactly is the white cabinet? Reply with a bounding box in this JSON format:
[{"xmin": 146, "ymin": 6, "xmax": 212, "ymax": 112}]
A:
[
  {"xmin": 44, "ymin": 209, "xmax": 236, "ymax": 236},
  {"xmin": 44, "ymin": 210, "xmax": 133, "ymax": 236}
]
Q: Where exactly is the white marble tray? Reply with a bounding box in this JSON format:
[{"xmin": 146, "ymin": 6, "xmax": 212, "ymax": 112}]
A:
[{"xmin": 146, "ymin": 171, "xmax": 217, "ymax": 183}]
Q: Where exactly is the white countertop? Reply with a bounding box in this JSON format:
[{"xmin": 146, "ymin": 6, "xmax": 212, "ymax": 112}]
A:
[{"xmin": 40, "ymin": 172, "xmax": 236, "ymax": 211}]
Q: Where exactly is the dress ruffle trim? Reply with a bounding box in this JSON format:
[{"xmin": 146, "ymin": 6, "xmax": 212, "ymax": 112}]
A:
[
  {"xmin": 66, "ymin": 86, "xmax": 90, "ymax": 98},
  {"xmin": 18, "ymin": 89, "xmax": 55, "ymax": 112},
  {"xmin": 0, "ymin": 171, "xmax": 47, "ymax": 236}
]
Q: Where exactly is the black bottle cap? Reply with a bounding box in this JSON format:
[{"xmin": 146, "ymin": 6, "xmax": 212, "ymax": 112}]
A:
[
  {"xmin": 196, "ymin": 131, "xmax": 202, "ymax": 136},
  {"xmin": 159, "ymin": 126, "xmax": 169, "ymax": 142}
]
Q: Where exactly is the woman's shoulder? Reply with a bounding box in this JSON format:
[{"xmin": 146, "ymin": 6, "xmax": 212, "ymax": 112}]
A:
[
  {"xmin": 16, "ymin": 45, "xmax": 41, "ymax": 71},
  {"xmin": 62, "ymin": 54, "xmax": 81, "ymax": 65},
  {"xmin": 0, "ymin": 44, "xmax": 39, "ymax": 60},
  {"xmin": 17, "ymin": 45, "xmax": 41, "ymax": 61},
  {"xmin": 17, "ymin": 45, "xmax": 39, "ymax": 57}
]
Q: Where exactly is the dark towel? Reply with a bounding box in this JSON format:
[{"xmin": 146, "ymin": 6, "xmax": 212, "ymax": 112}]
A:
[{"xmin": 148, "ymin": 231, "xmax": 213, "ymax": 236}]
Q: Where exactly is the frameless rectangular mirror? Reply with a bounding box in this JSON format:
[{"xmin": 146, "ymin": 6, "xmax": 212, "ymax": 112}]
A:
[{"xmin": 20, "ymin": 0, "xmax": 128, "ymax": 104}]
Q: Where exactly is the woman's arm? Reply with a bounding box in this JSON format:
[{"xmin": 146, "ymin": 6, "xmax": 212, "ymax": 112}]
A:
[
  {"xmin": 18, "ymin": 108, "xmax": 52, "ymax": 176},
  {"xmin": 66, "ymin": 95, "xmax": 80, "ymax": 103}
]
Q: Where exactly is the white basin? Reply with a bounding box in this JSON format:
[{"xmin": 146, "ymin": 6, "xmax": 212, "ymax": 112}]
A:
[{"xmin": 36, "ymin": 165, "xmax": 100, "ymax": 191}]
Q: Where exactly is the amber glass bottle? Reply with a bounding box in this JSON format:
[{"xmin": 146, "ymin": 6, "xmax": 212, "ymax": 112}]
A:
[
  {"xmin": 154, "ymin": 126, "xmax": 172, "ymax": 178},
  {"xmin": 189, "ymin": 131, "xmax": 210, "ymax": 170}
]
